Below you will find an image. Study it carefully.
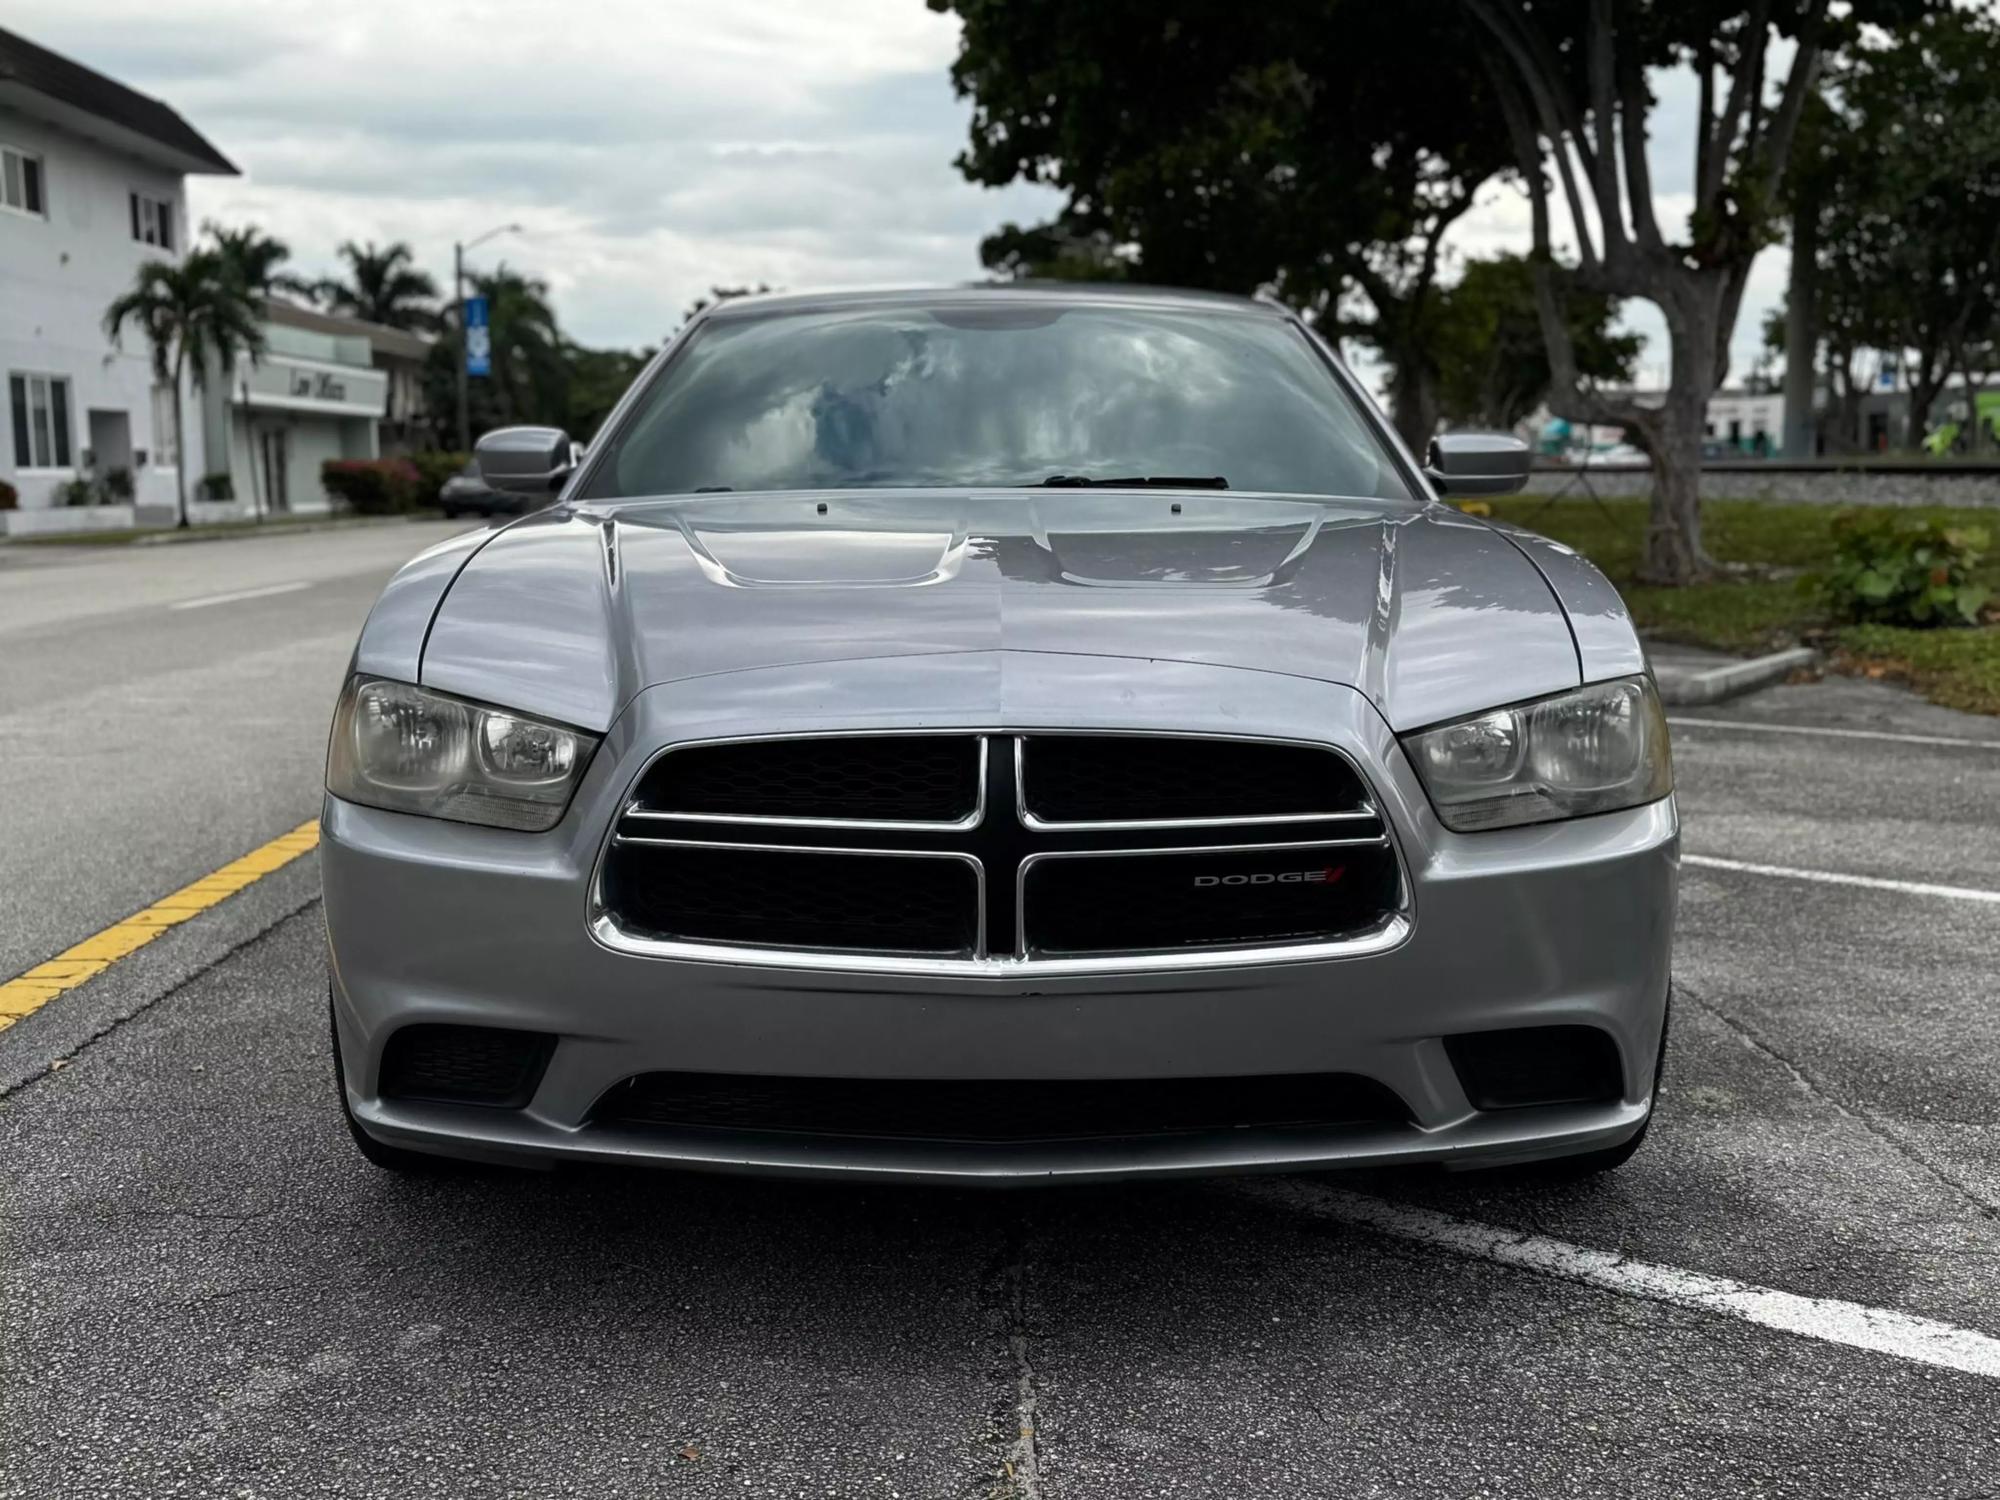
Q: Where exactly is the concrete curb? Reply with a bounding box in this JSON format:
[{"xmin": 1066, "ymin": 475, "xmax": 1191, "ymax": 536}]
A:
[{"xmin": 1653, "ymin": 646, "xmax": 1820, "ymax": 706}]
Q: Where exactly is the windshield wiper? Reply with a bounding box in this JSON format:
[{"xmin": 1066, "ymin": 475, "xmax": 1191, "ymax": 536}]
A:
[{"xmin": 1032, "ymin": 474, "xmax": 1229, "ymax": 489}]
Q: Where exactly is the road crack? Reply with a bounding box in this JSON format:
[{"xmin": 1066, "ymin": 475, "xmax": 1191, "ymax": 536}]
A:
[
  {"xmin": 979, "ymin": 1224, "xmax": 1044, "ymax": 1500},
  {"xmin": 0, "ymin": 892, "xmax": 324, "ymax": 1106},
  {"xmin": 1679, "ymin": 980, "xmax": 2000, "ymax": 1222}
]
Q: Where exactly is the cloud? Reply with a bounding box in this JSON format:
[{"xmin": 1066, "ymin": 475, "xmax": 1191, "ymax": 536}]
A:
[
  {"xmin": 18, "ymin": 0, "xmax": 1788, "ymax": 390},
  {"xmin": 13, "ymin": 0, "xmax": 1061, "ymax": 348}
]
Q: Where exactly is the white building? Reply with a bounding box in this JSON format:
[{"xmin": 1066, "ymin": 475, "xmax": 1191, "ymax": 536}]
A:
[
  {"xmin": 196, "ymin": 311, "xmax": 390, "ymax": 518},
  {"xmin": 0, "ymin": 26, "xmax": 236, "ymax": 535},
  {"xmin": 1704, "ymin": 390, "xmax": 1785, "ymax": 456}
]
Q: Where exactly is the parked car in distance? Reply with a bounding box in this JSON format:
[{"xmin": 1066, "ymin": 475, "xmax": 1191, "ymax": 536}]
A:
[
  {"xmin": 437, "ymin": 460, "xmax": 520, "ymax": 520},
  {"xmin": 324, "ymin": 285, "xmax": 1676, "ymax": 1185}
]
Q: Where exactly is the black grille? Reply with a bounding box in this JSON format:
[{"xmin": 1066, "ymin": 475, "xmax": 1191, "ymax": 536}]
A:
[
  {"xmin": 600, "ymin": 733, "xmax": 1398, "ymax": 962},
  {"xmin": 635, "ymin": 736, "xmax": 978, "ymax": 822},
  {"xmin": 378, "ymin": 1024, "xmax": 554, "ymax": 1107},
  {"xmin": 602, "ymin": 843, "xmax": 979, "ymax": 954},
  {"xmin": 596, "ymin": 1071, "xmax": 1410, "ymax": 1142},
  {"xmin": 1025, "ymin": 842, "xmax": 1401, "ymax": 955},
  {"xmin": 1022, "ymin": 735, "xmax": 1366, "ymax": 823}
]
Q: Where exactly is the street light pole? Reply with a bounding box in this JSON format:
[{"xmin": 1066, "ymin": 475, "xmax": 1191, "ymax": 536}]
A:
[
  {"xmin": 454, "ymin": 240, "xmax": 468, "ymax": 456},
  {"xmin": 452, "ymin": 223, "xmax": 522, "ymax": 458}
]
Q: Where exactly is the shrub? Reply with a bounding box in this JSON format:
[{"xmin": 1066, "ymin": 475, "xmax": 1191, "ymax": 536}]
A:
[
  {"xmin": 102, "ymin": 466, "xmax": 135, "ymax": 501},
  {"xmin": 0, "ymin": 479, "xmax": 17, "ymax": 511},
  {"xmin": 58, "ymin": 476, "xmax": 97, "ymax": 507},
  {"xmin": 408, "ymin": 451, "xmax": 471, "ymax": 510},
  {"xmin": 322, "ymin": 457, "xmax": 419, "ymax": 514},
  {"xmin": 1817, "ymin": 511, "xmax": 1991, "ymax": 628},
  {"xmin": 197, "ymin": 472, "xmax": 234, "ymax": 501}
]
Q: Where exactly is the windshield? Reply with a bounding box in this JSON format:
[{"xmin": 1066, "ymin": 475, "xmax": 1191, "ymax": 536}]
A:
[{"xmin": 582, "ymin": 302, "xmax": 1412, "ymax": 501}]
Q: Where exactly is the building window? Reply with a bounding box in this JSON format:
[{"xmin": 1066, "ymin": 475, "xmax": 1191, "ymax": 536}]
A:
[
  {"xmin": 9, "ymin": 373, "xmax": 75, "ymax": 469},
  {"xmin": 130, "ymin": 191, "xmax": 173, "ymax": 249},
  {"xmin": 1, "ymin": 145, "xmax": 45, "ymax": 216}
]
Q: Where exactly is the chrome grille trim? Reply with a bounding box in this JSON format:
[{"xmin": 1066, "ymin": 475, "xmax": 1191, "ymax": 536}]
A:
[
  {"xmin": 1013, "ymin": 835, "xmax": 1396, "ymax": 959},
  {"xmin": 590, "ymin": 729, "xmax": 1410, "ymax": 975},
  {"xmin": 1011, "ymin": 734, "xmax": 1379, "ymax": 832},
  {"xmin": 607, "ymin": 836, "xmax": 987, "ymax": 957},
  {"xmin": 624, "ymin": 730, "xmax": 987, "ymax": 832}
]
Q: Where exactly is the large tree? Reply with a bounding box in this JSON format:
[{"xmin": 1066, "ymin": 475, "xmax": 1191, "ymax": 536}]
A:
[
  {"xmin": 316, "ymin": 240, "xmax": 441, "ymax": 331},
  {"xmin": 1466, "ymin": 0, "xmax": 1939, "ymax": 582},
  {"xmin": 1774, "ymin": 9, "xmax": 2000, "ymax": 455},
  {"xmin": 104, "ymin": 250, "xmax": 264, "ymax": 527},
  {"xmin": 930, "ymin": 0, "xmax": 1513, "ymax": 452},
  {"xmin": 1431, "ymin": 254, "xmax": 1640, "ymax": 429}
]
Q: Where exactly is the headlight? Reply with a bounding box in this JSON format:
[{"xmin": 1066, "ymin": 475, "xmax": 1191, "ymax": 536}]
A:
[
  {"xmin": 327, "ymin": 676, "xmax": 598, "ymax": 832},
  {"xmin": 1402, "ymin": 675, "xmax": 1672, "ymax": 832}
]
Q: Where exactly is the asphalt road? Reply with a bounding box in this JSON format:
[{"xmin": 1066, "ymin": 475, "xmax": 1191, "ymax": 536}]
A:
[{"xmin": 3, "ymin": 524, "xmax": 1998, "ymax": 1498}]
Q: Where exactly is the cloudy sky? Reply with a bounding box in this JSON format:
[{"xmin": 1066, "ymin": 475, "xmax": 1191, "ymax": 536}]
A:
[{"xmin": 17, "ymin": 0, "xmax": 1783, "ymax": 394}]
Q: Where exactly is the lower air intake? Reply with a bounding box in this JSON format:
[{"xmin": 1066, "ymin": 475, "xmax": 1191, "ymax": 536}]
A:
[
  {"xmin": 1444, "ymin": 1026, "xmax": 1624, "ymax": 1111},
  {"xmin": 595, "ymin": 1071, "xmax": 1410, "ymax": 1143},
  {"xmin": 378, "ymin": 1024, "xmax": 554, "ymax": 1108}
]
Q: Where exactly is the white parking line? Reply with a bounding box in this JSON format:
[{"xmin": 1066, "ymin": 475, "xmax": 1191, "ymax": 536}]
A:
[
  {"xmin": 1669, "ymin": 716, "xmax": 2000, "ymax": 751},
  {"xmin": 1683, "ymin": 853, "xmax": 2000, "ymax": 905},
  {"xmin": 1275, "ymin": 1185, "xmax": 2000, "ymax": 1380},
  {"xmin": 169, "ymin": 581, "xmax": 313, "ymax": 612}
]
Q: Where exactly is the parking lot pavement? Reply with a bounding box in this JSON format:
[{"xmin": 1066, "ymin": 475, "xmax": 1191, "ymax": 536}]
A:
[{"xmin": 3, "ymin": 630, "xmax": 1998, "ymax": 1493}]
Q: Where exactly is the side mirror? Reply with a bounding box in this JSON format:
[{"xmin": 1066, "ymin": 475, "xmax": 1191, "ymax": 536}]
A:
[
  {"xmin": 1424, "ymin": 432, "xmax": 1532, "ymax": 497},
  {"xmin": 475, "ymin": 425, "xmax": 576, "ymax": 496}
]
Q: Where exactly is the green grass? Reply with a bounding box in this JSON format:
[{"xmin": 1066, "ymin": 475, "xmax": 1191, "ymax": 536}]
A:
[
  {"xmin": 1485, "ymin": 496, "xmax": 2000, "ymax": 715},
  {"xmin": 3, "ymin": 510, "xmax": 442, "ymax": 547}
]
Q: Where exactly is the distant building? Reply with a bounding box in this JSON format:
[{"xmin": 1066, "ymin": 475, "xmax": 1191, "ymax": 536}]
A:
[
  {"xmin": 262, "ymin": 297, "xmax": 436, "ymax": 454},
  {"xmin": 0, "ymin": 26, "xmax": 236, "ymax": 535},
  {"xmin": 1703, "ymin": 390, "xmax": 1784, "ymax": 457},
  {"xmin": 195, "ymin": 306, "xmax": 394, "ymax": 518},
  {"xmin": 1532, "ymin": 387, "xmax": 1794, "ymax": 461}
]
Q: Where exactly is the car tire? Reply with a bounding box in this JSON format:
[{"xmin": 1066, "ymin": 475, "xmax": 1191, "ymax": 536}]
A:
[
  {"xmin": 328, "ymin": 992, "xmax": 449, "ymax": 1173},
  {"xmin": 441, "ymin": 506, "xmax": 460, "ymax": 520}
]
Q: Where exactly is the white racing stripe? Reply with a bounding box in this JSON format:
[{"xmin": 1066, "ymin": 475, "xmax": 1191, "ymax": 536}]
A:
[
  {"xmin": 1669, "ymin": 716, "xmax": 2000, "ymax": 751},
  {"xmin": 169, "ymin": 581, "xmax": 313, "ymax": 611},
  {"xmin": 1684, "ymin": 853, "xmax": 2000, "ymax": 905},
  {"xmin": 1274, "ymin": 1184, "xmax": 2000, "ymax": 1380}
]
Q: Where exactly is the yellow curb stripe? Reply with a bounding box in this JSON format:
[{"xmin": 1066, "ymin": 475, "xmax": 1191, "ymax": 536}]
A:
[{"xmin": 0, "ymin": 819, "xmax": 320, "ymax": 1033}]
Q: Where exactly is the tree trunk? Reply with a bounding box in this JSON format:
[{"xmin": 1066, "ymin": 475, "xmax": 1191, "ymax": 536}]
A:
[
  {"xmin": 1388, "ymin": 358, "xmax": 1440, "ymax": 456},
  {"xmin": 172, "ymin": 348, "xmax": 189, "ymax": 530},
  {"xmin": 1906, "ymin": 370, "xmax": 1946, "ymax": 451},
  {"xmin": 1638, "ymin": 290, "xmax": 1722, "ymax": 585},
  {"xmin": 1781, "ymin": 209, "xmax": 1817, "ymax": 458}
]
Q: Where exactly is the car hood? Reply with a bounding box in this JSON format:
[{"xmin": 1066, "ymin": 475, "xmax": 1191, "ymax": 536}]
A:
[{"xmin": 417, "ymin": 490, "xmax": 1583, "ymax": 734}]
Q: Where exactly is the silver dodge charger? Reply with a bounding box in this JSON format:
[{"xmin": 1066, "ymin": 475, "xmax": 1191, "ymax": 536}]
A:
[{"xmin": 323, "ymin": 285, "xmax": 1676, "ymax": 1182}]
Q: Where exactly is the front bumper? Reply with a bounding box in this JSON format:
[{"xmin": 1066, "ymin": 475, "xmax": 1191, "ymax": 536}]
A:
[{"xmin": 324, "ymin": 652, "xmax": 1677, "ymax": 1182}]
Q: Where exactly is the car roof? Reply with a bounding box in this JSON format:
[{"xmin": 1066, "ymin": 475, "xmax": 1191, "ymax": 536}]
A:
[{"xmin": 698, "ymin": 282, "xmax": 1289, "ymax": 323}]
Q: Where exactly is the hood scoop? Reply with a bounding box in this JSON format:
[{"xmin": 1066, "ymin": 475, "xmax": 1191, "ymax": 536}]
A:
[
  {"xmin": 678, "ymin": 519, "xmax": 968, "ymax": 589},
  {"xmin": 1039, "ymin": 518, "xmax": 1320, "ymax": 588}
]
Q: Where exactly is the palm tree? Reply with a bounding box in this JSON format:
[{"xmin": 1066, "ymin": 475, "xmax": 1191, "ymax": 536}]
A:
[
  {"xmin": 315, "ymin": 241, "xmax": 440, "ymax": 330},
  {"xmin": 204, "ymin": 222, "xmax": 315, "ymax": 300},
  {"xmin": 475, "ymin": 264, "xmax": 567, "ymax": 424},
  {"xmin": 104, "ymin": 249, "xmax": 264, "ymax": 528},
  {"xmin": 424, "ymin": 264, "xmax": 571, "ymax": 435}
]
